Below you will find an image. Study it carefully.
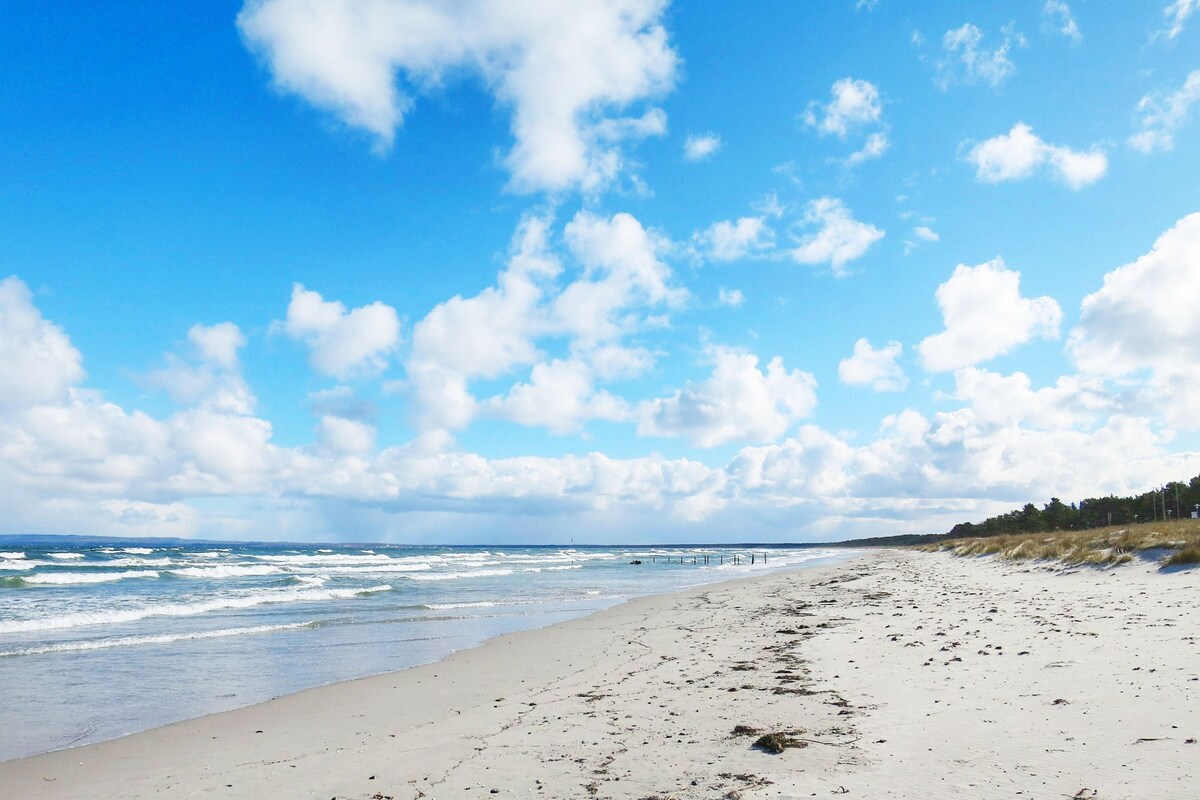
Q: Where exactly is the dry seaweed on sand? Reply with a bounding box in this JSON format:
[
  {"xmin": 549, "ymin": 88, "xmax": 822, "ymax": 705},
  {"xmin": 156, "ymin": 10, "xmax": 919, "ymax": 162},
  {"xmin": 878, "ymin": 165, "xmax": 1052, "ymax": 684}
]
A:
[{"xmin": 752, "ymin": 731, "xmax": 808, "ymax": 753}]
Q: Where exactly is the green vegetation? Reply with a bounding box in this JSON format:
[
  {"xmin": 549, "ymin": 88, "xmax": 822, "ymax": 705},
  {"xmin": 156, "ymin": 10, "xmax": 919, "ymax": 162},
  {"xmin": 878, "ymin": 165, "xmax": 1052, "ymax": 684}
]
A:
[
  {"xmin": 941, "ymin": 476, "xmax": 1200, "ymax": 539},
  {"xmin": 920, "ymin": 518, "xmax": 1200, "ymax": 568},
  {"xmin": 841, "ymin": 473, "xmax": 1200, "ymax": 551}
]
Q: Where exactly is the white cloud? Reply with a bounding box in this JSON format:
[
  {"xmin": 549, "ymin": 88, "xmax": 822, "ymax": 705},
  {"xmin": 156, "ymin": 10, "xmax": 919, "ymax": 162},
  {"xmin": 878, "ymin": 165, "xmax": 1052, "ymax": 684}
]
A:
[
  {"xmin": 487, "ymin": 358, "xmax": 629, "ymax": 434},
  {"xmin": 1159, "ymin": 0, "xmax": 1199, "ymax": 40},
  {"xmin": 695, "ymin": 217, "xmax": 774, "ymax": 262},
  {"xmin": 838, "ymin": 338, "xmax": 907, "ymax": 392},
  {"xmin": 143, "ymin": 323, "xmax": 255, "ymax": 415},
  {"xmin": 966, "ymin": 122, "xmax": 1108, "ymax": 189},
  {"xmin": 936, "ymin": 23, "xmax": 1024, "ymax": 89},
  {"xmin": 1068, "ymin": 212, "xmax": 1200, "ymax": 428},
  {"xmin": 5, "ymin": 272, "xmax": 1199, "ymax": 544},
  {"xmin": 914, "ymin": 226, "xmax": 939, "ymax": 242},
  {"xmin": 638, "ymin": 347, "xmax": 817, "ymax": 447},
  {"xmin": 683, "ymin": 132, "xmax": 721, "ymax": 161},
  {"xmin": 1043, "ymin": 1, "xmax": 1082, "ymax": 43},
  {"xmin": 553, "ymin": 210, "xmax": 687, "ymax": 347},
  {"xmin": 1128, "ymin": 70, "xmax": 1200, "ymax": 153},
  {"xmin": 237, "ymin": 0, "xmax": 678, "ymax": 193},
  {"xmin": 917, "ymin": 258, "xmax": 1062, "ymax": 372},
  {"xmin": 0, "ymin": 277, "xmax": 85, "ymax": 409},
  {"xmin": 280, "ymin": 284, "xmax": 401, "ymax": 380},
  {"xmin": 406, "ymin": 210, "xmax": 683, "ymax": 433},
  {"xmin": 316, "ymin": 415, "xmax": 376, "ymax": 456},
  {"xmin": 803, "ymin": 78, "xmax": 882, "ymax": 137},
  {"xmin": 717, "ymin": 287, "xmax": 745, "ymax": 308},
  {"xmin": 788, "ymin": 198, "xmax": 885, "ymax": 275},
  {"xmin": 188, "ymin": 322, "xmax": 246, "ymax": 370},
  {"xmin": 952, "ymin": 367, "xmax": 1112, "ymax": 431},
  {"xmin": 844, "ymin": 131, "xmax": 889, "ymax": 167}
]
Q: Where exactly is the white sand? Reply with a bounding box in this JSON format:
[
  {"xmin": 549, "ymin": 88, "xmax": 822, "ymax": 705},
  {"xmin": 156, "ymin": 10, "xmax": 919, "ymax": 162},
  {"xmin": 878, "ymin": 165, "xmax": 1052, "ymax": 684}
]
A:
[{"xmin": 2, "ymin": 550, "xmax": 1196, "ymax": 799}]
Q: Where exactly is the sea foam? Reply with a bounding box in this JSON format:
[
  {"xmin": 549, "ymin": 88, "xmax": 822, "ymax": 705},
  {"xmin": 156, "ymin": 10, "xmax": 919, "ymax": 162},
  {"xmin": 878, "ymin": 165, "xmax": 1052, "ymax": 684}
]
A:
[
  {"xmin": 0, "ymin": 584, "xmax": 392, "ymax": 634},
  {"xmin": 0, "ymin": 621, "xmax": 316, "ymax": 657},
  {"xmin": 22, "ymin": 570, "xmax": 161, "ymax": 586}
]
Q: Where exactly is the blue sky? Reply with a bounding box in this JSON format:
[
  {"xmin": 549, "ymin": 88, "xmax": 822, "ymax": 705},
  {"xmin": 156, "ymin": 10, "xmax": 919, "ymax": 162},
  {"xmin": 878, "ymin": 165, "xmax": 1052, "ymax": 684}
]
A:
[{"xmin": 1, "ymin": 1, "xmax": 1199, "ymax": 543}]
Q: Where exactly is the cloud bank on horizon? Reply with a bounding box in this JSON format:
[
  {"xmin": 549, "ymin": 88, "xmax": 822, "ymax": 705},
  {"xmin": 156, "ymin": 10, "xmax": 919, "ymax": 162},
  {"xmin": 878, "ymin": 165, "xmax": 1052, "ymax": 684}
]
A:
[{"xmin": 1, "ymin": 0, "xmax": 1198, "ymax": 543}]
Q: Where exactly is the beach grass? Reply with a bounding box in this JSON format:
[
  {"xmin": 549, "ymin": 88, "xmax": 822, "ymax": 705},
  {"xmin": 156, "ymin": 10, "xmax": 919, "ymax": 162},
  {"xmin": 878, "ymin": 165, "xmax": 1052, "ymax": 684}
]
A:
[{"xmin": 919, "ymin": 518, "xmax": 1200, "ymax": 568}]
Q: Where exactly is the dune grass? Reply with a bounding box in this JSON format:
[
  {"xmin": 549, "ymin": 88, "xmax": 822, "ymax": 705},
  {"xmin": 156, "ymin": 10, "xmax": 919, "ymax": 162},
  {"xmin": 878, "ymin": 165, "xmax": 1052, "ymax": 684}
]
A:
[{"xmin": 919, "ymin": 518, "xmax": 1200, "ymax": 569}]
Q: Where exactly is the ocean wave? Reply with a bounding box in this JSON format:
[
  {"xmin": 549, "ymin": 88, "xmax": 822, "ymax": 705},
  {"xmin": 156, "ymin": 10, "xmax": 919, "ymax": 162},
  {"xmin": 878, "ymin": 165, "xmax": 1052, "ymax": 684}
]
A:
[
  {"xmin": 166, "ymin": 565, "xmax": 283, "ymax": 579},
  {"xmin": 308, "ymin": 563, "xmax": 432, "ymax": 575},
  {"xmin": 421, "ymin": 601, "xmax": 497, "ymax": 610},
  {"xmin": 46, "ymin": 557, "xmax": 175, "ymax": 569},
  {"xmin": 252, "ymin": 553, "xmax": 416, "ymax": 566},
  {"xmin": 0, "ymin": 621, "xmax": 317, "ymax": 657},
  {"xmin": 22, "ymin": 570, "xmax": 161, "ymax": 586},
  {"xmin": 121, "ymin": 548, "xmax": 155, "ymax": 555},
  {"xmin": 406, "ymin": 569, "xmax": 514, "ymax": 582},
  {"xmin": 47, "ymin": 553, "xmax": 85, "ymax": 560},
  {"xmin": 0, "ymin": 559, "xmax": 45, "ymax": 571},
  {"xmin": 0, "ymin": 584, "xmax": 393, "ymax": 634},
  {"xmin": 0, "ymin": 551, "xmax": 24, "ymax": 559}
]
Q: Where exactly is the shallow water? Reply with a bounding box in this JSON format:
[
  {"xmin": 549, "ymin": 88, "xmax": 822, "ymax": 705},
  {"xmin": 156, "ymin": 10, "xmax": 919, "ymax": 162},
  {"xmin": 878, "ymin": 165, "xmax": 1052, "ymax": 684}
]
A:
[{"xmin": 0, "ymin": 542, "xmax": 850, "ymax": 761}]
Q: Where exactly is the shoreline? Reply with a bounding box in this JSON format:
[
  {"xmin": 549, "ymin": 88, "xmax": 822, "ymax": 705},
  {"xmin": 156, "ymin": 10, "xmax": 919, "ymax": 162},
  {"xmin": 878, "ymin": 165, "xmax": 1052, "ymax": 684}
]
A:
[
  {"xmin": 0, "ymin": 545, "xmax": 854, "ymax": 762},
  {"xmin": 2, "ymin": 549, "xmax": 1196, "ymax": 799}
]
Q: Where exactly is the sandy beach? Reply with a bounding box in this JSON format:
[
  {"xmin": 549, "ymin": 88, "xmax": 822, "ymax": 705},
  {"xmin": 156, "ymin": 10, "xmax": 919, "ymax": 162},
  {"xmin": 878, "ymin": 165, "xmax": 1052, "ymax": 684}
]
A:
[{"xmin": 2, "ymin": 549, "xmax": 1196, "ymax": 799}]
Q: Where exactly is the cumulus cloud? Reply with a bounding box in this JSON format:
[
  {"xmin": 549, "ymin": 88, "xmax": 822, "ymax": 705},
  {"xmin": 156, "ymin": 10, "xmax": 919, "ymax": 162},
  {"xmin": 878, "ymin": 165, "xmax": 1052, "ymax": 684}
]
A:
[
  {"xmin": 1042, "ymin": 1, "xmax": 1082, "ymax": 43},
  {"xmin": 966, "ymin": 122, "xmax": 1107, "ymax": 189},
  {"xmin": 406, "ymin": 210, "xmax": 683, "ymax": 433},
  {"xmin": 917, "ymin": 258, "xmax": 1062, "ymax": 372},
  {"xmin": 838, "ymin": 339, "xmax": 907, "ymax": 392},
  {"xmin": 237, "ymin": 0, "xmax": 678, "ymax": 193},
  {"xmin": 804, "ymin": 79, "xmax": 889, "ymax": 168},
  {"xmin": 487, "ymin": 358, "xmax": 630, "ymax": 434},
  {"xmin": 1068, "ymin": 212, "xmax": 1200, "ymax": 428},
  {"xmin": 279, "ymin": 284, "xmax": 401, "ymax": 380},
  {"xmin": 936, "ymin": 23, "xmax": 1024, "ymax": 89},
  {"xmin": 553, "ymin": 210, "xmax": 688, "ymax": 347},
  {"xmin": 695, "ymin": 217, "xmax": 774, "ymax": 262},
  {"xmin": 951, "ymin": 367, "xmax": 1112, "ymax": 431},
  {"xmin": 683, "ymin": 132, "xmax": 721, "ymax": 161},
  {"xmin": 5, "ymin": 271, "xmax": 1198, "ymax": 544},
  {"xmin": 143, "ymin": 323, "xmax": 255, "ymax": 414},
  {"xmin": 638, "ymin": 347, "xmax": 817, "ymax": 447},
  {"xmin": 0, "ymin": 276, "xmax": 85, "ymax": 408},
  {"xmin": 788, "ymin": 198, "xmax": 885, "ymax": 275},
  {"xmin": 1128, "ymin": 70, "xmax": 1200, "ymax": 153},
  {"xmin": 803, "ymin": 78, "xmax": 882, "ymax": 137},
  {"xmin": 188, "ymin": 322, "xmax": 246, "ymax": 370},
  {"xmin": 316, "ymin": 415, "xmax": 376, "ymax": 456}
]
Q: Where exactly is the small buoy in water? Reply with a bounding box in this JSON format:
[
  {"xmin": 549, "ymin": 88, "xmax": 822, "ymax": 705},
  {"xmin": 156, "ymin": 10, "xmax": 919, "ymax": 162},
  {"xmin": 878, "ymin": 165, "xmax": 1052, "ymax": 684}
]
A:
[{"xmin": 630, "ymin": 559, "xmax": 643, "ymax": 565}]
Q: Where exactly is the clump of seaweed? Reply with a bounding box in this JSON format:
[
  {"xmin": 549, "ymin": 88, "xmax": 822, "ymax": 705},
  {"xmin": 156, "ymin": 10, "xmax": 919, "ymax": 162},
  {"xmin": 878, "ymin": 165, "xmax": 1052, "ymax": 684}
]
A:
[
  {"xmin": 752, "ymin": 731, "xmax": 808, "ymax": 754},
  {"xmin": 731, "ymin": 725, "xmax": 761, "ymax": 736}
]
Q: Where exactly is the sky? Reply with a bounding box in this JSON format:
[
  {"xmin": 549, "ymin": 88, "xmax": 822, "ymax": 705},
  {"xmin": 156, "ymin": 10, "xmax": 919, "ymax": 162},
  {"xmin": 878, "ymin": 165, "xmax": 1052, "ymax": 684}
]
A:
[{"xmin": 1, "ymin": 0, "xmax": 1199, "ymax": 544}]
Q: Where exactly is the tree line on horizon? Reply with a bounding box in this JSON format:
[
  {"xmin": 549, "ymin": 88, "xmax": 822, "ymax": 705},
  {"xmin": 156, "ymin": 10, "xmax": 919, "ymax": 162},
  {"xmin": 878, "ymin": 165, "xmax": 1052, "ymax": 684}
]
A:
[{"xmin": 844, "ymin": 474, "xmax": 1200, "ymax": 547}]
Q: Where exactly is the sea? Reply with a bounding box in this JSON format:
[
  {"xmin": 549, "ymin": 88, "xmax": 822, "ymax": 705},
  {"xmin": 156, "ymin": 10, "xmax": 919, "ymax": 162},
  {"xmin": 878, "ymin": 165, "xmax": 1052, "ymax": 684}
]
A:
[{"xmin": 0, "ymin": 540, "xmax": 851, "ymax": 762}]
